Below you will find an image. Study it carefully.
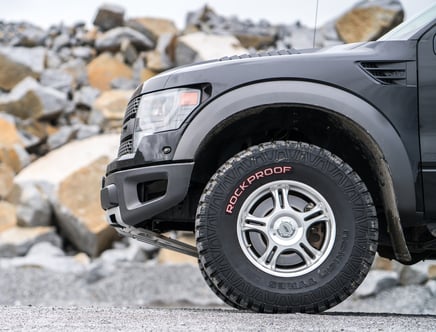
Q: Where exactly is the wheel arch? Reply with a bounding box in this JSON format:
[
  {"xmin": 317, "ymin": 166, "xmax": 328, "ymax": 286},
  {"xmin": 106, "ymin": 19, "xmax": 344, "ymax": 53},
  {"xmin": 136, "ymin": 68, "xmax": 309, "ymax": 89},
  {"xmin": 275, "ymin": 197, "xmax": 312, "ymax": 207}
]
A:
[{"xmin": 174, "ymin": 80, "xmax": 414, "ymax": 262}]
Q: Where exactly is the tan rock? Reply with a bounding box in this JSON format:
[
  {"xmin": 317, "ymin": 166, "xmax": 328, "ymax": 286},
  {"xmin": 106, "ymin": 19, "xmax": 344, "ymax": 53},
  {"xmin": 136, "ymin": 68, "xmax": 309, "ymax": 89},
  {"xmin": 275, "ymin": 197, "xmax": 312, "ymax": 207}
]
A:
[
  {"xmin": 57, "ymin": 156, "xmax": 117, "ymax": 256},
  {"xmin": 87, "ymin": 53, "xmax": 133, "ymax": 91},
  {"xmin": 372, "ymin": 255, "xmax": 393, "ymax": 270},
  {"xmin": 127, "ymin": 17, "xmax": 178, "ymax": 43},
  {"xmin": 140, "ymin": 68, "xmax": 157, "ymax": 82},
  {"xmin": 0, "ymin": 145, "xmax": 30, "ymax": 173},
  {"xmin": 336, "ymin": 6, "xmax": 403, "ymax": 43},
  {"xmin": 92, "ymin": 89, "xmax": 133, "ymax": 130},
  {"xmin": 429, "ymin": 265, "xmax": 436, "ymax": 279},
  {"xmin": 0, "ymin": 163, "xmax": 15, "ymax": 198},
  {"xmin": 235, "ymin": 33, "xmax": 275, "ymax": 49},
  {"xmin": 0, "ymin": 201, "xmax": 17, "ymax": 232},
  {"xmin": 0, "ymin": 115, "xmax": 23, "ymax": 146}
]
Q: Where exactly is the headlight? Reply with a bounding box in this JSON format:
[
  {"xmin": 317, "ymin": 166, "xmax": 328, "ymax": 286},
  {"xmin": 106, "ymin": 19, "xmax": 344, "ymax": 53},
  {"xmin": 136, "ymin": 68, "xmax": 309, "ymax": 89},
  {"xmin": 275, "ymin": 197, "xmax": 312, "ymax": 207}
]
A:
[{"xmin": 133, "ymin": 88, "xmax": 201, "ymax": 150}]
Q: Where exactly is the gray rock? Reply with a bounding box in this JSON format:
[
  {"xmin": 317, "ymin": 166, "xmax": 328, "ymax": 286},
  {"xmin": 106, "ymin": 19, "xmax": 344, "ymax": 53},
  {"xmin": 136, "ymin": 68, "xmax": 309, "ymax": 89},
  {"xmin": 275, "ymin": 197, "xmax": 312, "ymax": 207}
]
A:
[
  {"xmin": 27, "ymin": 241, "xmax": 64, "ymax": 257},
  {"xmin": 0, "ymin": 226, "xmax": 61, "ymax": 257},
  {"xmin": 93, "ymin": 3, "xmax": 125, "ymax": 31},
  {"xmin": 47, "ymin": 126, "xmax": 76, "ymax": 150},
  {"xmin": 40, "ymin": 68, "xmax": 74, "ymax": 94},
  {"xmin": 73, "ymin": 86, "xmax": 100, "ymax": 109},
  {"xmin": 60, "ymin": 58, "xmax": 88, "ymax": 88},
  {"xmin": 354, "ymin": 270, "xmax": 399, "ymax": 298},
  {"xmin": 425, "ymin": 279, "xmax": 436, "ymax": 296},
  {"xmin": 13, "ymin": 182, "xmax": 52, "ymax": 227},
  {"xmin": 71, "ymin": 46, "xmax": 95, "ymax": 60},
  {"xmin": 110, "ymin": 77, "xmax": 138, "ymax": 90},
  {"xmin": 95, "ymin": 27, "xmax": 154, "ymax": 52},
  {"xmin": 120, "ymin": 39, "xmax": 138, "ymax": 65},
  {"xmin": 399, "ymin": 263, "xmax": 429, "ymax": 286},
  {"xmin": 52, "ymin": 33, "xmax": 70, "ymax": 51},
  {"xmin": 0, "ymin": 46, "xmax": 45, "ymax": 73},
  {"xmin": 45, "ymin": 50, "xmax": 62, "ymax": 69},
  {"xmin": 74, "ymin": 124, "xmax": 100, "ymax": 140}
]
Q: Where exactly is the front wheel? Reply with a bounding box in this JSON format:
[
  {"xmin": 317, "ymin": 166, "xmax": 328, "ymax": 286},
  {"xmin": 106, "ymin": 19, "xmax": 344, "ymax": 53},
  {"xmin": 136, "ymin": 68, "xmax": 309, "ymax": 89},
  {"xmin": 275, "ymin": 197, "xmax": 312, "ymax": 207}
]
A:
[{"xmin": 196, "ymin": 141, "xmax": 378, "ymax": 313}]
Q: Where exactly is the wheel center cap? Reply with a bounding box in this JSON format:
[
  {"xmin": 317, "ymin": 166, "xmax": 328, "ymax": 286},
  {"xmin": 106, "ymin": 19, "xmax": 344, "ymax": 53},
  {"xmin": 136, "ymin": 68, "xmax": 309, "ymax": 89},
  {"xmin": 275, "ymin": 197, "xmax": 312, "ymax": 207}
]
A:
[{"xmin": 276, "ymin": 219, "xmax": 297, "ymax": 238}]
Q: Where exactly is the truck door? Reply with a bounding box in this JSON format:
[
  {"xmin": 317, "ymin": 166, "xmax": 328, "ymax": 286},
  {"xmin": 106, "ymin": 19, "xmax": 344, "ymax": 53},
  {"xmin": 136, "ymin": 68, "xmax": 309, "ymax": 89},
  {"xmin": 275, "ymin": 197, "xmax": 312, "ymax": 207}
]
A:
[{"xmin": 418, "ymin": 24, "xmax": 436, "ymax": 219}]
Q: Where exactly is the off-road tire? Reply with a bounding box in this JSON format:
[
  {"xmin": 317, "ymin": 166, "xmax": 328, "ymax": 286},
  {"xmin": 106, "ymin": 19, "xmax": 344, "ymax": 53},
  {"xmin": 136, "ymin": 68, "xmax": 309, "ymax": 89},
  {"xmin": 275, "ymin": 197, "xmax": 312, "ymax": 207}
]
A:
[{"xmin": 195, "ymin": 141, "xmax": 378, "ymax": 313}]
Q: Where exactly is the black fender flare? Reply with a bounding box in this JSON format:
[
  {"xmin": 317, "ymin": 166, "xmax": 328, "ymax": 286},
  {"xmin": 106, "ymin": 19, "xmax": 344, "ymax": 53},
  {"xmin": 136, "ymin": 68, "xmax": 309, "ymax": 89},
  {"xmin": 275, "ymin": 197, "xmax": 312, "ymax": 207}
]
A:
[{"xmin": 174, "ymin": 81, "xmax": 414, "ymax": 261}]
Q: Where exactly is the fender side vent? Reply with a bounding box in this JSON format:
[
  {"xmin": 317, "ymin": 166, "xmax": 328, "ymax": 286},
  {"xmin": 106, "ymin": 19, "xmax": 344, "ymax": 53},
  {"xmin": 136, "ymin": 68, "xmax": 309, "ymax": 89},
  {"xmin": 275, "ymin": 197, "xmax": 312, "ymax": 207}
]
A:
[
  {"xmin": 359, "ymin": 61, "xmax": 407, "ymax": 86},
  {"xmin": 220, "ymin": 48, "xmax": 299, "ymax": 61},
  {"xmin": 118, "ymin": 137, "xmax": 133, "ymax": 157}
]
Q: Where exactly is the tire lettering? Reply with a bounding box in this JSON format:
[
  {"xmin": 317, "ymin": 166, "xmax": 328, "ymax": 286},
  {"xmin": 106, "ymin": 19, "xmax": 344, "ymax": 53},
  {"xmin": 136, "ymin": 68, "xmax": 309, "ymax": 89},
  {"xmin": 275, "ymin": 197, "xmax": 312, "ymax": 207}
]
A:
[
  {"xmin": 268, "ymin": 278, "xmax": 317, "ymax": 290},
  {"xmin": 226, "ymin": 165, "xmax": 293, "ymax": 214}
]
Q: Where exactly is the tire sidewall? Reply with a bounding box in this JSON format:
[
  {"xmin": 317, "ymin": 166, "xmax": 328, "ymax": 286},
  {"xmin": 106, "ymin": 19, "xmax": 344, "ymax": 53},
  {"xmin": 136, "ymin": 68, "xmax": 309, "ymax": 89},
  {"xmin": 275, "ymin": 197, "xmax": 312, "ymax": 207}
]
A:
[{"xmin": 199, "ymin": 142, "xmax": 372, "ymax": 303}]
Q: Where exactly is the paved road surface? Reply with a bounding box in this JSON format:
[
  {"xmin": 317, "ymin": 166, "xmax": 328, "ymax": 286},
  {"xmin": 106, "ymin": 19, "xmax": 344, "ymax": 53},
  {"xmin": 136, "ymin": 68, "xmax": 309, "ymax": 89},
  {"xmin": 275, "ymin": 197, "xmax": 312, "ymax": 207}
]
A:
[{"xmin": 1, "ymin": 306, "xmax": 435, "ymax": 331}]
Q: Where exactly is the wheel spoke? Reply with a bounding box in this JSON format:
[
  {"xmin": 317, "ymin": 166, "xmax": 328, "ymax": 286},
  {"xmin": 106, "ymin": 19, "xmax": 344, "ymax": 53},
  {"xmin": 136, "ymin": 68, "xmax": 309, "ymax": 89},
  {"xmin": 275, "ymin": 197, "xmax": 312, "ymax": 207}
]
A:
[
  {"xmin": 241, "ymin": 214, "xmax": 268, "ymax": 234},
  {"xmin": 301, "ymin": 202, "xmax": 329, "ymax": 229},
  {"xmin": 270, "ymin": 186, "xmax": 292, "ymax": 212},
  {"xmin": 296, "ymin": 239, "xmax": 323, "ymax": 267},
  {"xmin": 259, "ymin": 243, "xmax": 284, "ymax": 271}
]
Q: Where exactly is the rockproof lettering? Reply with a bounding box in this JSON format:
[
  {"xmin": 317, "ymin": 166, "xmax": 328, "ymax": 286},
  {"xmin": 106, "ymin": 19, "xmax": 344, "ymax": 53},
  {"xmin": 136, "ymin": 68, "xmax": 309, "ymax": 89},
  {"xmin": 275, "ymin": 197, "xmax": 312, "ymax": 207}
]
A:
[{"xmin": 226, "ymin": 166, "xmax": 292, "ymax": 214}]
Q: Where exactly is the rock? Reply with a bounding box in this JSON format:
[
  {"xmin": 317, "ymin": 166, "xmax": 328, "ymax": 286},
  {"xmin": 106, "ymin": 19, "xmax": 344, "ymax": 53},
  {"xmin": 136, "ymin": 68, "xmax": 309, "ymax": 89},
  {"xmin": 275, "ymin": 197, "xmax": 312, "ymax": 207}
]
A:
[
  {"xmin": 0, "ymin": 226, "xmax": 61, "ymax": 257},
  {"xmin": 9, "ymin": 182, "xmax": 52, "ymax": 227},
  {"xmin": 145, "ymin": 33, "xmax": 176, "ymax": 72},
  {"xmin": 99, "ymin": 242, "xmax": 148, "ymax": 264},
  {"xmin": 60, "ymin": 58, "xmax": 88, "ymax": 88},
  {"xmin": 87, "ymin": 53, "xmax": 133, "ymax": 91},
  {"xmin": 0, "ymin": 77, "xmax": 68, "ymax": 120},
  {"xmin": 27, "ymin": 241, "xmax": 64, "ymax": 257},
  {"xmin": 235, "ymin": 32, "xmax": 276, "ymax": 49},
  {"xmin": 71, "ymin": 46, "xmax": 95, "ymax": 60},
  {"xmin": 399, "ymin": 263, "xmax": 430, "ymax": 286},
  {"xmin": 0, "ymin": 114, "xmax": 23, "ymax": 147},
  {"xmin": 15, "ymin": 119, "xmax": 48, "ymax": 150},
  {"xmin": 426, "ymin": 279, "xmax": 436, "ymax": 296},
  {"xmin": 75, "ymin": 124, "xmax": 101, "ymax": 140},
  {"xmin": 52, "ymin": 33, "xmax": 70, "ymax": 51},
  {"xmin": 120, "ymin": 39, "xmax": 138, "ymax": 65},
  {"xmin": 95, "ymin": 27, "xmax": 154, "ymax": 52},
  {"xmin": 175, "ymin": 32, "xmax": 248, "ymax": 66},
  {"xmin": 0, "ymin": 47, "xmax": 40, "ymax": 91},
  {"xmin": 74, "ymin": 86, "xmax": 101, "ymax": 109},
  {"xmin": 47, "ymin": 126, "xmax": 76, "ymax": 150},
  {"xmin": 429, "ymin": 264, "xmax": 436, "ymax": 279},
  {"xmin": 0, "ymin": 163, "xmax": 15, "ymax": 198},
  {"xmin": 93, "ymin": 3, "xmax": 125, "ymax": 31},
  {"xmin": 15, "ymin": 134, "xmax": 120, "ymax": 257},
  {"xmin": 91, "ymin": 89, "xmax": 133, "ymax": 130},
  {"xmin": 110, "ymin": 77, "xmax": 138, "ymax": 90},
  {"xmin": 0, "ymin": 46, "xmax": 45, "ymax": 73},
  {"xmin": 7, "ymin": 22, "xmax": 46, "ymax": 47},
  {"xmin": 0, "ymin": 201, "xmax": 17, "ymax": 232},
  {"xmin": 126, "ymin": 17, "xmax": 178, "ymax": 44},
  {"xmin": 372, "ymin": 254, "xmax": 394, "ymax": 270},
  {"xmin": 40, "ymin": 68, "xmax": 74, "ymax": 94},
  {"xmin": 335, "ymin": 0, "xmax": 404, "ymax": 43},
  {"xmin": 0, "ymin": 144, "xmax": 30, "ymax": 174},
  {"xmin": 354, "ymin": 270, "xmax": 399, "ymax": 298}
]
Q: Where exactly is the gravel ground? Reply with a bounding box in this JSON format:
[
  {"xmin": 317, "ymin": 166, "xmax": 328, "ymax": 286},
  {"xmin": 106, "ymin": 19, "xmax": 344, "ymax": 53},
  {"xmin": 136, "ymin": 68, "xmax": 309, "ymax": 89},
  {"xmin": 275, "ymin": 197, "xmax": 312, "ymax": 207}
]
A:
[
  {"xmin": 1, "ymin": 307, "xmax": 436, "ymax": 332},
  {"xmin": 1, "ymin": 261, "xmax": 436, "ymax": 315}
]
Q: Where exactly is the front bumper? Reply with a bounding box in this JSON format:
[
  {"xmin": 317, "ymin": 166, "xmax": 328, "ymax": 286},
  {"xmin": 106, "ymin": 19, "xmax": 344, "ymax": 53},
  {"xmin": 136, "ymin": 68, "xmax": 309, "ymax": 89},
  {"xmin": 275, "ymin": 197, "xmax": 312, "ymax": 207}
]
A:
[{"xmin": 100, "ymin": 162, "xmax": 194, "ymax": 227}]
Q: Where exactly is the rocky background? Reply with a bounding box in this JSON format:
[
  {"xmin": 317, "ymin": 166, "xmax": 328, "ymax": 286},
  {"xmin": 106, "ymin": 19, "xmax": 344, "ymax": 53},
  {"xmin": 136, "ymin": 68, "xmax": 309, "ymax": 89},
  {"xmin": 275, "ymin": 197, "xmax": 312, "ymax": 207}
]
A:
[{"xmin": 1, "ymin": 0, "xmax": 435, "ymax": 312}]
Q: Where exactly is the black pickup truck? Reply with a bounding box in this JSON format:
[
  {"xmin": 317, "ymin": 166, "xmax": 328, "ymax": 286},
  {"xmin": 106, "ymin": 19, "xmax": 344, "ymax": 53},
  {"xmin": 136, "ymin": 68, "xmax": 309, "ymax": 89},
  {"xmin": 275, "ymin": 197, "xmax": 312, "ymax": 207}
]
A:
[{"xmin": 101, "ymin": 5, "xmax": 436, "ymax": 313}]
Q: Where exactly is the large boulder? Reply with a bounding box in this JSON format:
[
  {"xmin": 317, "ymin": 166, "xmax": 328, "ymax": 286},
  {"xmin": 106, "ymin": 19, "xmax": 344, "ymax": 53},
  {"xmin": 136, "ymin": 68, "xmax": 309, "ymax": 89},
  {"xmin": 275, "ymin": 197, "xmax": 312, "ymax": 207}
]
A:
[
  {"xmin": 175, "ymin": 32, "xmax": 248, "ymax": 66},
  {"xmin": 87, "ymin": 53, "xmax": 133, "ymax": 91},
  {"xmin": 15, "ymin": 134, "xmax": 120, "ymax": 257},
  {"xmin": 0, "ymin": 46, "xmax": 45, "ymax": 91},
  {"xmin": 0, "ymin": 163, "xmax": 15, "ymax": 199},
  {"xmin": 0, "ymin": 116, "xmax": 30, "ymax": 172},
  {"xmin": 336, "ymin": 0, "xmax": 404, "ymax": 43}
]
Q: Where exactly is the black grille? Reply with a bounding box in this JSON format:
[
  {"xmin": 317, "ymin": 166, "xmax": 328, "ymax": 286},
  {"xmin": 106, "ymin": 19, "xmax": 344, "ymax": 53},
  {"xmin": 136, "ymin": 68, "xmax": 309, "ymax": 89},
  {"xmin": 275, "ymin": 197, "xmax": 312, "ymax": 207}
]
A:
[
  {"xmin": 360, "ymin": 62, "xmax": 407, "ymax": 85},
  {"xmin": 118, "ymin": 138, "xmax": 133, "ymax": 156},
  {"xmin": 123, "ymin": 97, "xmax": 141, "ymax": 124}
]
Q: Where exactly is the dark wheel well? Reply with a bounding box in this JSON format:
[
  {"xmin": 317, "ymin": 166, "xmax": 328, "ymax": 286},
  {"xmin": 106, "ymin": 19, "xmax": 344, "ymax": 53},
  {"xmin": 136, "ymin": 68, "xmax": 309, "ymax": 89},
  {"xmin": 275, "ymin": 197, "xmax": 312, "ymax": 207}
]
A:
[{"xmin": 189, "ymin": 104, "xmax": 389, "ymax": 250}]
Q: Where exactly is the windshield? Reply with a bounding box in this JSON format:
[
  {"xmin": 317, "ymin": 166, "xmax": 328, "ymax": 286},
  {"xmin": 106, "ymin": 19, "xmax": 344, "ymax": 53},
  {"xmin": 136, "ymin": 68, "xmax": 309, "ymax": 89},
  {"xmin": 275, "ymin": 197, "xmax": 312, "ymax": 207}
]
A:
[{"xmin": 379, "ymin": 3, "xmax": 436, "ymax": 41}]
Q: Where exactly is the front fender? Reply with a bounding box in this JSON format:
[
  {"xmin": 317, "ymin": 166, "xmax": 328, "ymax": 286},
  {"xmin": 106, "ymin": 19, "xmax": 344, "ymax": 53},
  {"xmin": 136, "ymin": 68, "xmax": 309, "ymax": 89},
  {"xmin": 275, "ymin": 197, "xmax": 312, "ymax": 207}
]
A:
[{"xmin": 173, "ymin": 80, "xmax": 416, "ymax": 224}]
